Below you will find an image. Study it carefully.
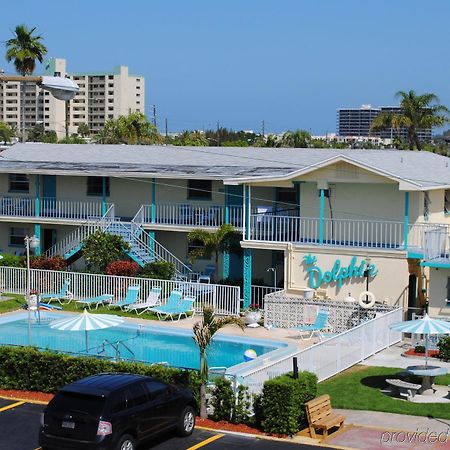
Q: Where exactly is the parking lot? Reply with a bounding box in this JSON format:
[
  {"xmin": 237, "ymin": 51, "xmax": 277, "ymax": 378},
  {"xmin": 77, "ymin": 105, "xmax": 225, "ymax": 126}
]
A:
[{"xmin": 0, "ymin": 398, "xmax": 331, "ymax": 450}]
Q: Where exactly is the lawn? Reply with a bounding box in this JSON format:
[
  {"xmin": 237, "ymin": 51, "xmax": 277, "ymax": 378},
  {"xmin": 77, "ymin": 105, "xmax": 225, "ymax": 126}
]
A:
[
  {"xmin": 0, "ymin": 293, "xmax": 27, "ymax": 313},
  {"xmin": 317, "ymin": 365, "xmax": 450, "ymax": 419}
]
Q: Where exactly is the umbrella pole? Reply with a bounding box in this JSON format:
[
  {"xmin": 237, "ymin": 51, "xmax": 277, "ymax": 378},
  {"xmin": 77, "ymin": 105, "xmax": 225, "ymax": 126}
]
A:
[
  {"xmin": 425, "ymin": 335, "xmax": 428, "ymax": 367},
  {"xmin": 85, "ymin": 330, "xmax": 88, "ymax": 353}
]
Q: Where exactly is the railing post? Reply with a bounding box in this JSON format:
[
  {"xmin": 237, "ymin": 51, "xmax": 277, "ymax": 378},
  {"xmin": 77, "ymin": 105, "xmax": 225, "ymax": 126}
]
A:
[
  {"xmin": 243, "ymin": 248, "xmax": 252, "ymax": 309},
  {"xmin": 319, "ymin": 188, "xmax": 325, "ymax": 245},
  {"xmin": 101, "ymin": 177, "xmax": 107, "ymax": 216},
  {"xmin": 404, "ymin": 192, "xmax": 409, "ymax": 251},
  {"xmin": 34, "ymin": 175, "xmax": 41, "ymax": 255},
  {"xmin": 149, "ymin": 178, "xmax": 156, "ymax": 256},
  {"xmin": 223, "ymin": 185, "xmax": 230, "ymax": 280}
]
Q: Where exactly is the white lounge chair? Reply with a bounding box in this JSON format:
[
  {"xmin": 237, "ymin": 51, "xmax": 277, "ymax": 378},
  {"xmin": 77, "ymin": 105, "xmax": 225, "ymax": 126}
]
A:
[{"xmin": 125, "ymin": 287, "xmax": 162, "ymax": 315}]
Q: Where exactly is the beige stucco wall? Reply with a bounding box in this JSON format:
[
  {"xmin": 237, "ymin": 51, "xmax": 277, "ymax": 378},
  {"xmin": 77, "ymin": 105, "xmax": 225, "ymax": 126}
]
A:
[
  {"xmin": 427, "ymin": 267, "xmax": 450, "ymax": 318},
  {"xmin": 285, "ymin": 246, "xmax": 410, "ymax": 308}
]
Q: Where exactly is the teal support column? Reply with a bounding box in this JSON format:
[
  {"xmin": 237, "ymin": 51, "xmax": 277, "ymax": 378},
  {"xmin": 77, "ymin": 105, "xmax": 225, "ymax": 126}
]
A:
[
  {"xmin": 243, "ymin": 248, "xmax": 252, "ymax": 308},
  {"xmin": 34, "ymin": 175, "xmax": 41, "ymax": 255},
  {"xmin": 222, "ymin": 185, "xmax": 230, "ymax": 280},
  {"xmin": 149, "ymin": 178, "xmax": 156, "ymax": 256},
  {"xmin": 404, "ymin": 192, "xmax": 410, "ymax": 250},
  {"xmin": 101, "ymin": 177, "xmax": 107, "ymax": 215},
  {"xmin": 319, "ymin": 188, "xmax": 325, "ymax": 244}
]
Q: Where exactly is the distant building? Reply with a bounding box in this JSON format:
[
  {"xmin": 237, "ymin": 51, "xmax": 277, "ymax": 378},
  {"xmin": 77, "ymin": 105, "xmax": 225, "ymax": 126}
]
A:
[
  {"xmin": 0, "ymin": 58, "xmax": 144, "ymax": 138},
  {"xmin": 337, "ymin": 104, "xmax": 432, "ymax": 142}
]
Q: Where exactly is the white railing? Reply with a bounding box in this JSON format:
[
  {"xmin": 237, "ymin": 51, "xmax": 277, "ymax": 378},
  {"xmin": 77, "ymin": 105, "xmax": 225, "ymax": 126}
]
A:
[
  {"xmin": 46, "ymin": 205, "xmax": 116, "ymax": 258},
  {"xmin": 0, "ymin": 196, "xmax": 108, "ymax": 221},
  {"xmin": 250, "ymin": 285, "xmax": 282, "ymax": 309},
  {"xmin": 227, "ymin": 307, "xmax": 403, "ymax": 394},
  {"xmin": 137, "ymin": 204, "xmax": 243, "ymax": 228},
  {"xmin": 0, "ymin": 266, "xmax": 241, "ymax": 316},
  {"xmin": 409, "ymin": 222, "xmax": 450, "ymax": 260}
]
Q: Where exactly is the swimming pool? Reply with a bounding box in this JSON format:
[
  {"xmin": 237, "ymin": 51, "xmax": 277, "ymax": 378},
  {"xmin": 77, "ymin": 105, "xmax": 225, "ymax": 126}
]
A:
[{"xmin": 0, "ymin": 312, "xmax": 287, "ymax": 371}]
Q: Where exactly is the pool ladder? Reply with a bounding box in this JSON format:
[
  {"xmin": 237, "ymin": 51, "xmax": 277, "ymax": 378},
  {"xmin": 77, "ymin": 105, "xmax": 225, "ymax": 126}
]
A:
[{"xmin": 97, "ymin": 338, "xmax": 135, "ymax": 362}]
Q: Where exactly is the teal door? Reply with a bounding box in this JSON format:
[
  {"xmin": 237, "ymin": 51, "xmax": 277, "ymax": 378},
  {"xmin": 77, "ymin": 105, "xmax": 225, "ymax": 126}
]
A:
[{"xmin": 42, "ymin": 176, "xmax": 57, "ymax": 217}]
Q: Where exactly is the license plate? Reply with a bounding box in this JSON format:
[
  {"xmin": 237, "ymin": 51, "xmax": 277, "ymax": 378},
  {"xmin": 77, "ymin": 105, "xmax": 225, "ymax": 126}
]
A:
[{"xmin": 62, "ymin": 421, "xmax": 75, "ymax": 429}]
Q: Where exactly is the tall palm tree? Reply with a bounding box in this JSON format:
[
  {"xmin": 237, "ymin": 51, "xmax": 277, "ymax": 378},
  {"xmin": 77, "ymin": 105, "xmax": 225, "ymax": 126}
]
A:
[
  {"xmin": 371, "ymin": 90, "xmax": 449, "ymax": 150},
  {"xmin": 187, "ymin": 224, "xmax": 242, "ymax": 281},
  {"xmin": 5, "ymin": 24, "xmax": 47, "ymax": 142},
  {"xmin": 193, "ymin": 307, "xmax": 244, "ymax": 418},
  {"xmin": 281, "ymin": 129, "xmax": 311, "ymax": 148}
]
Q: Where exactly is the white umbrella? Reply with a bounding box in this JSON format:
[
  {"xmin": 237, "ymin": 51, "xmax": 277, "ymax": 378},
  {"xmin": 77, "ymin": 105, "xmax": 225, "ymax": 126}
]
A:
[
  {"xmin": 390, "ymin": 314, "xmax": 450, "ymax": 366},
  {"xmin": 50, "ymin": 310, "xmax": 124, "ymax": 353}
]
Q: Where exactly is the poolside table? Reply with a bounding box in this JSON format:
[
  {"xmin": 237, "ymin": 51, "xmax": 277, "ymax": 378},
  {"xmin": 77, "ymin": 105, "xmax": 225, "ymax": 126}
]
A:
[{"xmin": 405, "ymin": 365, "xmax": 447, "ymax": 394}]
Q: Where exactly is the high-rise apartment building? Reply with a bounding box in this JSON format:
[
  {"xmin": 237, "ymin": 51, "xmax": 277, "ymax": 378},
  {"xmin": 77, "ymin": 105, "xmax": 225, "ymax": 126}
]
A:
[
  {"xmin": 337, "ymin": 104, "xmax": 432, "ymax": 142},
  {"xmin": 0, "ymin": 58, "xmax": 145, "ymax": 138}
]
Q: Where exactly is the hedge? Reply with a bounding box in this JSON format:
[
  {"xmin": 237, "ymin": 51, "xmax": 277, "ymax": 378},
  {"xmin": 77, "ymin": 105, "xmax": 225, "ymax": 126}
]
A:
[
  {"xmin": 259, "ymin": 371, "xmax": 317, "ymax": 435},
  {"xmin": 0, "ymin": 346, "xmax": 201, "ymax": 401}
]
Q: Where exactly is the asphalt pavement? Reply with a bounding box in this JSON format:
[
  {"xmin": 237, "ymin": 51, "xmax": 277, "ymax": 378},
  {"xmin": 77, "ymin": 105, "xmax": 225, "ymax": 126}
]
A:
[{"xmin": 0, "ymin": 398, "xmax": 332, "ymax": 450}]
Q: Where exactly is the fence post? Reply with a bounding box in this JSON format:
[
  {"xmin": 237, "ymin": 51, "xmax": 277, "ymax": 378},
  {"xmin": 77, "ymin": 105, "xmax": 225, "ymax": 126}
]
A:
[{"xmin": 319, "ymin": 188, "xmax": 325, "ymax": 245}]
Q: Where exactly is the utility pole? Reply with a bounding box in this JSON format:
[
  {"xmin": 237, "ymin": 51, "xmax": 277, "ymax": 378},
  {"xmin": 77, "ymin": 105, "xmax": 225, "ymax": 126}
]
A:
[
  {"xmin": 165, "ymin": 117, "xmax": 168, "ymax": 142},
  {"xmin": 152, "ymin": 105, "xmax": 157, "ymax": 128},
  {"xmin": 216, "ymin": 120, "xmax": 220, "ymax": 147},
  {"xmin": 261, "ymin": 120, "xmax": 265, "ymax": 142}
]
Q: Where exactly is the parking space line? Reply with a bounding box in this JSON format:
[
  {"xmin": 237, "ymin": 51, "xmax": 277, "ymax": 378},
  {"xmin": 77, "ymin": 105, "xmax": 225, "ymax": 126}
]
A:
[
  {"xmin": 186, "ymin": 433, "xmax": 225, "ymax": 450},
  {"xmin": 0, "ymin": 400, "xmax": 25, "ymax": 412}
]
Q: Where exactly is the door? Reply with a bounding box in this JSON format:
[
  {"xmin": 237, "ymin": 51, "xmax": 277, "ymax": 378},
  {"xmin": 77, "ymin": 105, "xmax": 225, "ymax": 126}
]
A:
[
  {"xmin": 42, "ymin": 175, "xmax": 57, "ymax": 217},
  {"xmin": 43, "ymin": 229, "xmax": 57, "ymax": 252},
  {"xmin": 408, "ymin": 274, "xmax": 417, "ymax": 320}
]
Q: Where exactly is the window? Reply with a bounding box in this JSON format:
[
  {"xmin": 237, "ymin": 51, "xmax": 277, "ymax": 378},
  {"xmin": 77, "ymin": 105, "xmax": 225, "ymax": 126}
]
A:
[
  {"xmin": 126, "ymin": 384, "xmax": 148, "ymax": 408},
  {"xmin": 9, "ymin": 174, "xmax": 29, "ymax": 192},
  {"xmin": 144, "ymin": 381, "xmax": 169, "ymax": 401},
  {"xmin": 424, "ymin": 192, "xmax": 430, "ymax": 220},
  {"xmin": 187, "ymin": 238, "xmax": 206, "ymax": 259},
  {"xmin": 9, "ymin": 227, "xmax": 27, "ymax": 247},
  {"xmin": 187, "ymin": 180, "xmax": 211, "ymax": 200},
  {"xmin": 87, "ymin": 177, "xmax": 109, "ymax": 196},
  {"xmin": 445, "ymin": 190, "xmax": 449, "ymax": 214},
  {"xmin": 276, "ymin": 187, "xmax": 297, "ymax": 214}
]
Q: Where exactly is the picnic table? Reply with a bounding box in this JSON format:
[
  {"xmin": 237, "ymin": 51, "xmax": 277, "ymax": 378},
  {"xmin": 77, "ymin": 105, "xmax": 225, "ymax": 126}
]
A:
[{"xmin": 405, "ymin": 365, "xmax": 448, "ymax": 394}]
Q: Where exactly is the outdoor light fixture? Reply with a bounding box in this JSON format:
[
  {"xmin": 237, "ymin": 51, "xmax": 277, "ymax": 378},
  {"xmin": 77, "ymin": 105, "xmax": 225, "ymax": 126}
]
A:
[
  {"xmin": 267, "ymin": 267, "xmax": 277, "ymax": 289},
  {"xmin": 24, "ymin": 235, "xmax": 40, "ymax": 345},
  {"xmin": 40, "ymin": 76, "xmax": 79, "ymax": 101}
]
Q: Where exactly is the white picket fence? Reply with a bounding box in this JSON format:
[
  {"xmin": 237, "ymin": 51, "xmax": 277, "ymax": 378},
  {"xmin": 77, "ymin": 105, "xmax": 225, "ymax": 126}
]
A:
[
  {"xmin": 227, "ymin": 307, "xmax": 403, "ymax": 394},
  {"xmin": 0, "ymin": 267, "xmax": 241, "ymax": 316}
]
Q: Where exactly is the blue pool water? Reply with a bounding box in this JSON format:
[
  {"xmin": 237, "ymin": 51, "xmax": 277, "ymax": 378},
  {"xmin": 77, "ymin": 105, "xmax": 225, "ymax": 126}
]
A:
[{"xmin": 0, "ymin": 312, "xmax": 286, "ymax": 370}]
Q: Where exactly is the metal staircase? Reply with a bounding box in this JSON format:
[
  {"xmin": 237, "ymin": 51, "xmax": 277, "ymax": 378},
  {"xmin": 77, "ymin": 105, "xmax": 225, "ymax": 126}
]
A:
[{"xmin": 45, "ymin": 205, "xmax": 192, "ymax": 277}]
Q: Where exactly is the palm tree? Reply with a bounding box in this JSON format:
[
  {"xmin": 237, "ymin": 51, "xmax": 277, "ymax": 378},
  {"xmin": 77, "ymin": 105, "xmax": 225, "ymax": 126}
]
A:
[
  {"xmin": 0, "ymin": 122, "xmax": 14, "ymax": 144},
  {"xmin": 193, "ymin": 307, "xmax": 244, "ymax": 418},
  {"xmin": 5, "ymin": 24, "xmax": 47, "ymax": 142},
  {"xmin": 187, "ymin": 224, "xmax": 241, "ymax": 281},
  {"xmin": 281, "ymin": 129, "xmax": 311, "ymax": 148},
  {"xmin": 371, "ymin": 90, "xmax": 449, "ymax": 150}
]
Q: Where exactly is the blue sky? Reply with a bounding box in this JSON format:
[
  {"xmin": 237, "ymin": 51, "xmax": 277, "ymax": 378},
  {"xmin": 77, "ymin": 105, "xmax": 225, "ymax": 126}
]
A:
[{"xmin": 1, "ymin": 1, "xmax": 449, "ymax": 134}]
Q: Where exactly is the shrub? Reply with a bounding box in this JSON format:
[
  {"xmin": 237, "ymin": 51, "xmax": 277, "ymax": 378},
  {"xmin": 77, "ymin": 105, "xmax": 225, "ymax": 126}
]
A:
[
  {"xmin": 0, "ymin": 346, "xmax": 201, "ymax": 401},
  {"xmin": 414, "ymin": 345, "xmax": 426, "ymax": 354},
  {"xmin": 30, "ymin": 255, "xmax": 68, "ymax": 271},
  {"xmin": 210, "ymin": 378, "xmax": 234, "ymax": 421},
  {"xmin": 0, "ymin": 254, "xmax": 25, "ymax": 267},
  {"xmin": 140, "ymin": 261, "xmax": 176, "ymax": 280},
  {"xmin": 105, "ymin": 260, "xmax": 140, "ymax": 277},
  {"xmin": 232, "ymin": 385, "xmax": 252, "ymax": 424},
  {"xmin": 82, "ymin": 231, "xmax": 130, "ymax": 273},
  {"xmin": 260, "ymin": 371, "xmax": 317, "ymax": 435},
  {"xmin": 438, "ymin": 337, "xmax": 450, "ymax": 362}
]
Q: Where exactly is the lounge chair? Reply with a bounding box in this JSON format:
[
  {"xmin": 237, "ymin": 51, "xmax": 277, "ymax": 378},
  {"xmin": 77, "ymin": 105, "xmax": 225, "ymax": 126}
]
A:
[
  {"xmin": 148, "ymin": 289, "xmax": 183, "ymax": 315},
  {"xmin": 40, "ymin": 279, "xmax": 73, "ymax": 304},
  {"xmin": 75, "ymin": 294, "xmax": 114, "ymax": 310},
  {"xmin": 125, "ymin": 287, "xmax": 162, "ymax": 315},
  {"xmin": 156, "ymin": 296, "xmax": 196, "ymax": 321},
  {"xmin": 109, "ymin": 285, "xmax": 140, "ymax": 311},
  {"xmin": 292, "ymin": 309, "xmax": 330, "ymax": 340}
]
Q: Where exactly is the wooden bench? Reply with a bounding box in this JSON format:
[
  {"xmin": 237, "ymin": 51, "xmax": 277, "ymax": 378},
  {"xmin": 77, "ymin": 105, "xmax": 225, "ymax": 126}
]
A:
[
  {"xmin": 305, "ymin": 394, "xmax": 345, "ymax": 439},
  {"xmin": 386, "ymin": 379, "xmax": 421, "ymax": 400}
]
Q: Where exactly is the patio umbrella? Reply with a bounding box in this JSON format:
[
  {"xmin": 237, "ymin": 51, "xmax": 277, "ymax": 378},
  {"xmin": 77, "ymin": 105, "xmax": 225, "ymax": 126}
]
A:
[
  {"xmin": 50, "ymin": 309, "xmax": 124, "ymax": 353},
  {"xmin": 389, "ymin": 314, "xmax": 450, "ymax": 366}
]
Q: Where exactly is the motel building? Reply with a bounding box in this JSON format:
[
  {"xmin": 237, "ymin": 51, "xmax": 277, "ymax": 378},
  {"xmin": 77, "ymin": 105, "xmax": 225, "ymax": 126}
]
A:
[{"xmin": 0, "ymin": 143, "xmax": 448, "ymax": 319}]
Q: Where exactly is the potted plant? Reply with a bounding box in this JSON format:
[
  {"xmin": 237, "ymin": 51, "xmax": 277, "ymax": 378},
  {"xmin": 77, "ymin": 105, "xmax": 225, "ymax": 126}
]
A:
[{"xmin": 243, "ymin": 303, "xmax": 262, "ymax": 328}]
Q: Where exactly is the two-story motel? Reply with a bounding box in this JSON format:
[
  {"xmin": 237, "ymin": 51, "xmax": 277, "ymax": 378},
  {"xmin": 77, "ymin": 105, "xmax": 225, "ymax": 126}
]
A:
[{"xmin": 0, "ymin": 143, "xmax": 448, "ymax": 317}]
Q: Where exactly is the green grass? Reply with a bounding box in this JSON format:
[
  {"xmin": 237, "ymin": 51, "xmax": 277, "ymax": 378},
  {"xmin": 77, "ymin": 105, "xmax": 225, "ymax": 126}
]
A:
[
  {"xmin": 317, "ymin": 365, "xmax": 450, "ymax": 419},
  {"xmin": 0, "ymin": 293, "xmax": 27, "ymax": 313}
]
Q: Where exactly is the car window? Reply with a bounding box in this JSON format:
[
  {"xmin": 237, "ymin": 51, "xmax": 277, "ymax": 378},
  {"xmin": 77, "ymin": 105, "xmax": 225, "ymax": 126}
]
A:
[
  {"xmin": 126, "ymin": 383, "xmax": 148, "ymax": 408},
  {"xmin": 144, "ymin": 380, "xmax": 170, "ymax": 401},
  {"xmin": 49, "ymin": 392, "xmax": 105, "ymax": 416},
  {"xmin": 110, "ymin": 391, "xmax": 127, "ymax": 413}
]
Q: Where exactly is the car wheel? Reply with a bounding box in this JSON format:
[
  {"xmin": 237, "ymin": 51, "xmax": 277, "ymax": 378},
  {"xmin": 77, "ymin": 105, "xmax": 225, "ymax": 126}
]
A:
[
  {"xmin": 116, "ymin": 434, "xmax": 136, "ymax": 450},
  {"xmin": 178, "ymin": 406, "xmax": 196, "ymax": 436}
]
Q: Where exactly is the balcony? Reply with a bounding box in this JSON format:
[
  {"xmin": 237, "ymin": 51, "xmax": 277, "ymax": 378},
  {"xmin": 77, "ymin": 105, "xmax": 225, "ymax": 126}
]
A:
[
  {"xmin": 0, "ymin": 196, "xmax": 110, "ymax": 222},
  {"xmin": 247, "ymin": 214, "xmax": 450, "ymax": 263},
  {"xmin": 137, "ymin": 204, "xmax": 243, "ymax": 229}
]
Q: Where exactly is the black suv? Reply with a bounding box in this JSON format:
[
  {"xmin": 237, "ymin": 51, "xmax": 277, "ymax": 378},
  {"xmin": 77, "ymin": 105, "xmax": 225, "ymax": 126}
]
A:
[{"xmin": 39, "ymin": 373, "xmax": 197, "ymax": 450}]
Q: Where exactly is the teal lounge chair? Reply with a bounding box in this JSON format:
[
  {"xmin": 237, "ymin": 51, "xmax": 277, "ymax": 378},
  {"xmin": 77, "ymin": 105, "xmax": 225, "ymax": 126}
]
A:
[
  {"xmin": 292, "ymin": 309, "xmax": 330, "ymax": 340},
  {"xmin": 75, "ymin": 294, "xmax": 114, "ymax": 310},
  {"xmin": 109, "ymin": 285, "xmax": 140, "ymax": 311},
  {"xmin": 149, "ymin": 290, "xmax": 183, "ymax": 316},
  {"xmin": 40, "ymin": 279, "xmax": 73, "ymax": 304},
  {"xmin": 157, "ymin": 296, "xmax": 195, "ymax": 321}
]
